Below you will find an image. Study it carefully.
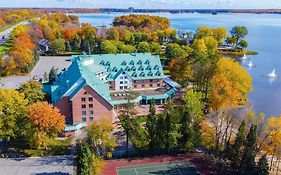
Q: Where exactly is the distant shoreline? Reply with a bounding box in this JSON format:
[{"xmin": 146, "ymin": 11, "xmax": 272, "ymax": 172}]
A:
[{"xmin": 1, "ymin": 8, "xmax": 281, "ymax": 14}]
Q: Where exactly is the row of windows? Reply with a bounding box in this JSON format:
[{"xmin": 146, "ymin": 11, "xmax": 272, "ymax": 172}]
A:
[
  {"xmin": 133, "ymin": 83, "xmax": 161, "ymax": 88},
  {"xmin": 120, "ymin": 81, "xmax": 128, "ymax": 85},
  {"xmin": 81, "ymin": 97, "xmax": 93, "ymax": 102},
  {"xmin": 82, "ymin": 117, "xmax": 94, "ymax": 122},
  {"xmin": 119, "ymin": 76, "xmax": 128, "ymax": 79},
  {"xmin": 82, "ymin": 110, "xmax": 94, "ymax": 115},
  {"xmin": 119, "ymin": 83, "xmax": 161, "ymax": 90},
  {"xmin": 82, "ymin": 104, "xmax": 93, "ymax": 108}
]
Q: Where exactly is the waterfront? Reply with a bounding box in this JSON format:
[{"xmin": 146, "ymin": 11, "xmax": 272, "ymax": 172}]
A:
[{"xmin": 78, "ymin": 12, "xmax": 281, "ymax": 117}]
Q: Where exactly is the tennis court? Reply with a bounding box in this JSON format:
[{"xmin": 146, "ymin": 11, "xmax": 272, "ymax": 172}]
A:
[{"xmin": 117, "ymin": 161, "xmax": 201, "ymax": 175}]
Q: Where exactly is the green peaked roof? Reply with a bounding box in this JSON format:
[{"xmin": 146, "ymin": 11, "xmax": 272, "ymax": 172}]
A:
[{"xmin": 47, "ymin": 53, "xmax": 167, "ymax": 106}]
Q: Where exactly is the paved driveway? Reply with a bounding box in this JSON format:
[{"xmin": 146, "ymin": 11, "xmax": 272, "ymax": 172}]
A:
[
  {"xmin": 0, "ymin": 155, "xmax": 74, "ymax": 175},
  {"xmin": 0, "ymin": 56, "xmax": 71, "ymax": 89}
]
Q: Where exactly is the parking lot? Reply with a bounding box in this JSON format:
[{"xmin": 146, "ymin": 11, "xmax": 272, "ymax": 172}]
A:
[
  {"xmin": 0, "ymin": 155, "xmax": 74, "ymax": 175},
  {"xmin": 0, "ymin": 56, "xmax": 71, "ymax": 89}
]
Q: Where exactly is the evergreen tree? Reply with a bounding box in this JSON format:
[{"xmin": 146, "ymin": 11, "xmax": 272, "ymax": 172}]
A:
[
  {"xmin": 77, "ymin": 143, "xmax": 92, "ymax": 175},
  {"xmin": 48, "ymin": 66, "xmax": 58, "ymax": 83},
  {"xmin": 230, "ymin": 120, "xmax": 246, "ymax": 172},
  {"xmin": 256, "ymin": 155, "xmax": 269, "ymax": 175},
  {"xmin": 146, "ymin": 100, "xmax": 158, "ymax": 150},
  {"xmin": 72, "ymin": 34, "xmax": 81, "ymax": 50},
  {"xmin": 239, "ymin": 124, "xmax": 258, "ymax": 175},
  {"xmin": 65, "ymin": 41, "xmax": 71, "ymax": 52}
]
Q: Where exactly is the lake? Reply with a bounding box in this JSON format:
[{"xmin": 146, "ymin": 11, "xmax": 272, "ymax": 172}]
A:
[{"xmin": 77, "ymin": 12, "xmax": 281, "ymax": 118}]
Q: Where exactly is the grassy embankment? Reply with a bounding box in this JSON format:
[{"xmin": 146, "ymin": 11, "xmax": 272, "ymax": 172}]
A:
[{"xmin": 218, "ymin": 49, "xmax": 258, "ymax": 56}]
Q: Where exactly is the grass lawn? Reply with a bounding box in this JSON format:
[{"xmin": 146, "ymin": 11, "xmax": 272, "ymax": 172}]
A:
[
  {"xmin": 23, "ymin": 137, "xmax": 73, "ymax": 157},
  {"xmin": 0, "ymin": 39, "xmax": 13, "ymax": 57}
]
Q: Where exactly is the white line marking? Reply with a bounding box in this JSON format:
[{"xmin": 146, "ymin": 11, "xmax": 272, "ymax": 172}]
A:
[
  {"xmin": 175, "ymin": 162, "xmax": 183, "ymax": 175},
  {"xmin": 134, "ymin": 168, "xmax": 139, "ymax": 175}
]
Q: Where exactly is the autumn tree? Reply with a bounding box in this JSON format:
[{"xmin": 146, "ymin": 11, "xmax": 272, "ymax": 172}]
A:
[
  {"xmin": 209, "ymin": 58, "xmax": 252, "ymax": 110},
  {"xmin": 0, "ymin": 89, "xmax": 28, "ymax": 149},
  {"xmin": 8, "ymin": 32, "xmax": 35, "ymax": 74},
  {"xmin": 18, "ymin": 80, "xmax": 45, "ymax": 104},
  {"xmin": 86, "ymin": 119, "xmax": 116, "ymax": 158},
  {"xmin": 27, "ymin": 101, "xmax": 65, "ymax": 148}
]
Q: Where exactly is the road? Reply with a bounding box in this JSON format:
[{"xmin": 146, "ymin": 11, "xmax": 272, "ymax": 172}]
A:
[
  {"xmin": 0, "ymin": 155, "xmax": 74, "ymax": 175},
  {"xmin": 0, "ymin": 21, "xmax": 29, "ymax": 46}
]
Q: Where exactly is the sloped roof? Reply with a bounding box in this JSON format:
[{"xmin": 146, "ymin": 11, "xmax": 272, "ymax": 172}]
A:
[
  {"xmin": 49, "ymin": 58, "xmax": 112, "ymax": 105},
  {"xmin": 48, "ymin": 53, "xmax": 168, "ymax": 105},
  {"xmin": 74, "ymin": 53, "xmax": 165, "ymax": 81}
]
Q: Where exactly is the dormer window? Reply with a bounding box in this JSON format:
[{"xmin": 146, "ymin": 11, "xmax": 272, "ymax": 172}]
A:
[
  {"xmin": 137, "ymin": 60, "xmax": 142, "ymax": 65},
  {"xmin": 121, "ymin": 61, "xmax": 127, "ymax": 66},
  {"xmin": 154, "ymin": 65, "xmax": 159, "ymax": 70},
  {"xmin": 139, "ymin": 72, "xmax": 145, "ymax": 77},
  {"xmin": 138, "ymin": 66, "xmax": 144, "ymax": 71},
  {"xmin": 145, "ymin": 60, "xmax": 150, "ymax": 64},
  {"xmin": 146, "ymin": 66, "xmax": 151, "ymax": 70},
  {"xmin": 147, "ymin": 71, "xmax": 153, "ymax": 76},
  {"xmin": 112, "ymin": 67, "xmax": 118, "ymax": 72},
  {"xmin": 129, "ymin": 60, "xmax": 134, "ymax": 65}
]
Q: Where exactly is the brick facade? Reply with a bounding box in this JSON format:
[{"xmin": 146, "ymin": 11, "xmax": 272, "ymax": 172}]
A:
[{"xmin": 56, "ymin": 85, "xmax": 114, "ymax": 125}]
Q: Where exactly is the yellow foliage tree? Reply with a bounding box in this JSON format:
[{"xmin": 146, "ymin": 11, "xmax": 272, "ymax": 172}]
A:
[{"xmin": 209, "ymin": 58, "xmax": 252, "ymax": 110}]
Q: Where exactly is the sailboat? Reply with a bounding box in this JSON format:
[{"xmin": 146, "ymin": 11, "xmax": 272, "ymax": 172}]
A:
[
  {"xmin": 241, "ymin": 54, "xmax": 247, "ymax": 60},
  {"xmin": 247, "ymin": 60, "xmax": 254, "ymax": 67}
]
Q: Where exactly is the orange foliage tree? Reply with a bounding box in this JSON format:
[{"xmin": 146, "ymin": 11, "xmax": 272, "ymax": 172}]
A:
[
  {"xmin": 7, "ymin": 32, "xmax": 36, "ymax": 75},
  {"xmin": 27, "ymin": 101, "xmax": 65, "ymax": 148}
]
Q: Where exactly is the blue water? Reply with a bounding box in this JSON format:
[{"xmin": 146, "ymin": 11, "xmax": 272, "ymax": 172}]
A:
[{"xmin": 78, "ymin": 12, "xmax": 281, "ymax": 117}]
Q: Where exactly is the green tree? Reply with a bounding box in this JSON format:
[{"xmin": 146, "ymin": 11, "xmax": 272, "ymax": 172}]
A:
[
  {"xmin": 118, "ymin": 98, "xmax": 137, "ymax": 153},
  {"xmin": 137, "ymin": 41, "xmax": 150, "ymax": 53},
  {"xmin": 146, "ymin": 100, "xmax": 158, "ymax": 149},
  {"xmin": 48, "ymin": 66, "xmax": 58, "ymax": 83},
  {"xmin": 229, "ymin": 26, "xmax": 248, "ymax": 48},
  {"xmin": 100, "ymin": 40, "xmax": 117, "ymax": 54},
  {"xmin": 150, "ymin": 42, "xmax": 161, "ymax": 55},
  {"xmin": 49, "ymin": 38, "xmax": 66, "ymax": 54},
  {"xmin": 229, "ymin": 120, "xmax": 246, "ymax": 172},
  {"xmin": 0, "ymin": 89, "xmax": 29, "ymax": 149},
  {"xmin": 65, "ymin": 40, "xmax": 71, "ymax": 52},
  {"xmin": 256, "ymin": 155, "xmax": 269, "ymax": 175},
  {"xmin": 239, "ymin": 124, "xmax": 258, "ymax": 175},
  {"xmin": 77, "ymin": 142, "xmax": 93, "ymax": 175},
  {"xmin": 72, "ymin": 34, "xmax": 81, "ymax": 50},
  {"xmin": 166, "ymin": 43, "xmax": 189, "ymax": 58},
  {"xmin": 18, "ymin": 80, "xmax": 45, "ymax": 104}
]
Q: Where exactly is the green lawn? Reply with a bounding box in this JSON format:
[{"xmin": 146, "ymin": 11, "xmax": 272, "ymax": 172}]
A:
[
  {"xmin": 0, "ymin": 39, "xmax": 13, "ymax": 57},
  {"xmin": 23, "ymin": 137, "xmax": 73, "ymax": 157}
]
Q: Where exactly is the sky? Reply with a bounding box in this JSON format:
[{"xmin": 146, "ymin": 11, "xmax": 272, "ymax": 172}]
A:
[{"xmin": 1, "ymin": 0, "xmax": 281, "ymax": 9}]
